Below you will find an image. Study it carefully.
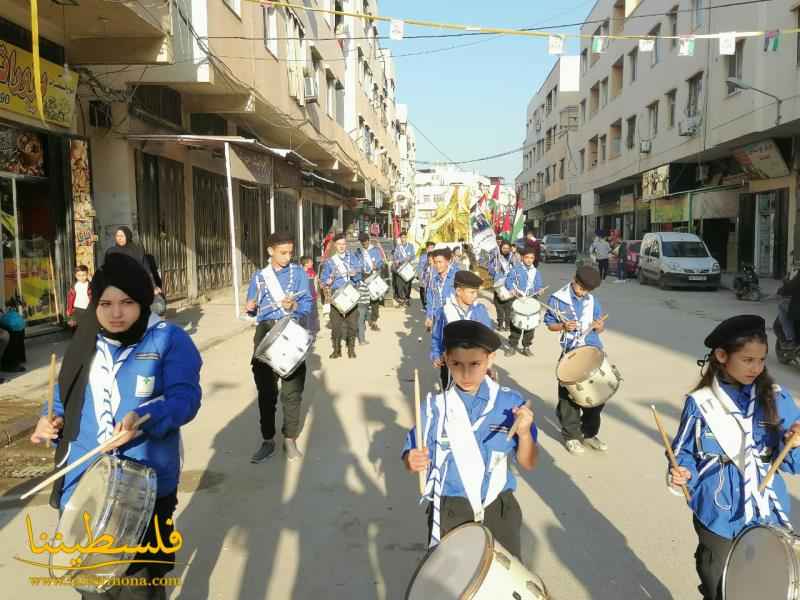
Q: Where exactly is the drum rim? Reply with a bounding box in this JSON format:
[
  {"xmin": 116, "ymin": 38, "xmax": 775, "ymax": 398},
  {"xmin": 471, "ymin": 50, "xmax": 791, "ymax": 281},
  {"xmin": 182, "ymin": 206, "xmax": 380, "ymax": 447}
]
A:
[
  {"xmin": 555, "ymin": 346, "xmax": 606, "ymax": 385},
  {"xmin": 722, "ymin": 524, "xmax": 800, "ymax": 600},
  {"xmin": 404, "ymin": 523, "xmax": 494, "ymax": 600}
]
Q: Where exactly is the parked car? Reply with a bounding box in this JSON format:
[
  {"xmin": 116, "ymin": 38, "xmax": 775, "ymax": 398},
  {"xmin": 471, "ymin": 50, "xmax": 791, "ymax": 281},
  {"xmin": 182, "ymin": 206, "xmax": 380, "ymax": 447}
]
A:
[
  {"xmin": 540, "ymin": 234, "xmax": 577, "ymax": 263},
  {"xmin": 610, "ymin": 240, "xmax": 642, "ymax": 278},
  {"xmin": 638, "ymin": 232, "xmax": 721, "ymax": 290}
]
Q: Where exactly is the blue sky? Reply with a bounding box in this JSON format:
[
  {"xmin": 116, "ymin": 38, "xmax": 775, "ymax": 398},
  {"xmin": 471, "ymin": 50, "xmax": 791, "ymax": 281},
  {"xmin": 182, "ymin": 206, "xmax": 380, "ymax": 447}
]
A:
[{"xmin": 380, "ymin": 1, "xmax": 596, "ymax": 183}]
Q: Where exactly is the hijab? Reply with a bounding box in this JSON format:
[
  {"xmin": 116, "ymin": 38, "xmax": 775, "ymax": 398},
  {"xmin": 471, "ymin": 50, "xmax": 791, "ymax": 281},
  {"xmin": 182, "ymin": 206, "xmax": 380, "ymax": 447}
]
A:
[{"xmin": 106, "ymin": 226, "xmax": 146, "ymax": 265}]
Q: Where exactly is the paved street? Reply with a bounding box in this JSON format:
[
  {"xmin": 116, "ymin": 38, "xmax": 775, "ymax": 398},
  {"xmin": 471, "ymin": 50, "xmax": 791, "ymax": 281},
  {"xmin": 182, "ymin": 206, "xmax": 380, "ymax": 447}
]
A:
[{"xmin": 2, "ymin": 263, "xmax": 799, "ymax": 599}]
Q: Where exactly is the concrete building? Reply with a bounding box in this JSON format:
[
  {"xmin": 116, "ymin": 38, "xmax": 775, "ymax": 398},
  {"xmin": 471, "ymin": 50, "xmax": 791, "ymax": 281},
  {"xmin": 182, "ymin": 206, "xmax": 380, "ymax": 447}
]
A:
[
  {"xmin": 519, "ymin": 0, "xmax": 800, "ymax": 277},
  {"xmin": 2, "ymin": 0, "xmax": 405, "ymax": 323},
  {"xmin": 393, "ymin": 103, "xmax": 416, "ymax": 230}
]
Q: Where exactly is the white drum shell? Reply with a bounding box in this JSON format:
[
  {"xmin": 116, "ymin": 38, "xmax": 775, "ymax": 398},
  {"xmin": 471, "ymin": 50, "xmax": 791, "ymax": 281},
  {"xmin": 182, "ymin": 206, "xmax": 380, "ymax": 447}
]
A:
[
  {"xmin": 365, "ymin": 272, "xmax": 389, "ymax": 301},
  {"xmin": 258, "ymin": 317, "xmax": 313, "ymax": 378},
  {"xmin": 494, "ymin": 278, "xmax": 514, "ymax": 302},
  {"xmin": 557, "ymin": 347, "xmax": 622, "ymax": 408},
  {"xmin": 723, "ymin": 525, "xmax": 800, "ymax": 600},
  {"xmin": 511, "ymin": 298, "xmax": 541, "ymax": 331},
  {"xmin": 398, "ymin": 262, "xmax": 416, "ymax": 282},
  {"xmin": 332, "ymin": 282, "xmax": 360, "ymax": 314}
]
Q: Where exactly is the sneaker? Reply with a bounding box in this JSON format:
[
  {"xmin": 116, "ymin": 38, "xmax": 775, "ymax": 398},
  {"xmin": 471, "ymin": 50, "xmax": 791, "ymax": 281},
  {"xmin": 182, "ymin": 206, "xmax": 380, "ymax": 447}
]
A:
[
  {"xmin": 284, "ymin": 438, "xmax": 303, "ymax": 461},
  {"xmin": 584, "ymin": 437, "xmax": 608, "ymax": 451},
  {"xmin": 369, "ymin": 323, "xmax": 380, "ymax": 331},
  {"xmin": 520, "ymin": 347, "xmax": 533, "ymax": 357},
  {"xmin": 565, "ymin": 439, "xmax": 585, "ymax": 455},
  {"xmin": 504, "ymin": 347, "xmax": 516, "ymax": 357},
  {"xmin": 250, "ymin": 439, "xmax": 276, "ymax": 463}
]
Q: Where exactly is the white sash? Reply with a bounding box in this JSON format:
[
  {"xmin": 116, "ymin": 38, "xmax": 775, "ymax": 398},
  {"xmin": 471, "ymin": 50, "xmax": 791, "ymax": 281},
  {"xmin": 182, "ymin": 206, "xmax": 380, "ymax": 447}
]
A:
[
  {"xmin": 262, "ymin": 266, "xmax": 287, "ymax": 306},
  {"xmin": 332, "ymin": 254, "xmax": 349, "ymax": 277},
  {"xmin": 442, "ymin": 296, "xmax": 473, "ymax": 325},
  {"xmin": 553, "ymin": 283, "xmax": 594, "ymax": 349},
  {"xmin": 515, "ymin": 266, "xmax": 538, "ymax": 296},
  {"xmin": 362, "ymin": 248, "xmax": 375, "ymax": 272}
]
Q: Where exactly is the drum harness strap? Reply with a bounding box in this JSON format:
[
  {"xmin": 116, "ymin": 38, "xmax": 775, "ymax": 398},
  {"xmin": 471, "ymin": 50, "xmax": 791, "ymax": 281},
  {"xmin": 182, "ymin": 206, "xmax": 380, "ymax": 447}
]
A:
[
  {"xmin": 443, "ymin": 296, "xmax": 474, "ymax": 324},
  {"xmin": 513, "ymin": 266, "xmax": 538, "ymax": 297},
  {"xmin": 329, "ymin": 254, "xmax": 352, "ymax": 287},
  {"xmin": 552, "ymin": 284, "xmax": 594, "ymax": 353},
  {"xmin": 257, "ymin": 266, "xmax": 296, "ymax": 319},
  {"xmin": 433, "ymin": 267, "xmax": 452, "ymax": 310},
  {"xmin": 362, "ymin": 248, "xmax": 375, "ymax": 273}
]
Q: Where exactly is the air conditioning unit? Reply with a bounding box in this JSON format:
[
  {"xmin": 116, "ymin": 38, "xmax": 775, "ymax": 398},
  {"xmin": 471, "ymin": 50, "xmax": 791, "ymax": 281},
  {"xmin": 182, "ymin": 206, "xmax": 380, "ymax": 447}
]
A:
[
  {"xmin": 640, "ymin": 140, "xmax": 652, "ymax": 153},
  {"xmin": 303, "ymin": 76, "xmax": 318, "ymax": 103},
  {"xmin": 678, "ymin": 114, "xmax": 702, "ymax": 136}
]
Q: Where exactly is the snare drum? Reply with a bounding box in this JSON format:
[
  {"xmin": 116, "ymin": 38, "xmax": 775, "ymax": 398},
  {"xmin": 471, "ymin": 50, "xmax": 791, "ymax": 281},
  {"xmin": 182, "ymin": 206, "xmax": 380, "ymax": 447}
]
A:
[
  {"xmin": 406, "ymin": 523, "xmax": 548, "ymax": 600},
  {"xmin": 50, "ymin": 455, "xmax": 157, "ymax": 593},
  {"xmin": 365, "ymin": 272, "xmax": 389, "ymax": 301},
  {"xmin": 494, "ymin": 277, "xmax": 514, "ymax": 302},
  {"xmin": 511, "ymin": 297, "xmax": 541, "ymax": 331},
  {"xmin": 723, "ymin": 525, "xmax": 800, "ymax": 600},
  {"xmin": 556, "ymin": 346, "xmax": 622, "ymax": 408},
  {"xmin": 397, "ymin": 261, "xmax": 416, "ymax": 283},
  {"xmin": 253, "ymin": 316, "xmax": 313, "ymax": 378},
  {"xmin": 332, "ymin": 281, "xmax": 360, "ymax": 314}
]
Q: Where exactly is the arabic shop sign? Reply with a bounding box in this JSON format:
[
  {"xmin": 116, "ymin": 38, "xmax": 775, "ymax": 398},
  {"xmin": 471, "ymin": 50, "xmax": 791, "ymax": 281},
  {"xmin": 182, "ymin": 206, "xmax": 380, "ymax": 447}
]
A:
[
  {"xmin": 0, "ymin": 40, "xmax": 78, "ymax": 128},
  {"xmin": 641, "ymin": 165, "xmax": 669, "ymax": 201}
]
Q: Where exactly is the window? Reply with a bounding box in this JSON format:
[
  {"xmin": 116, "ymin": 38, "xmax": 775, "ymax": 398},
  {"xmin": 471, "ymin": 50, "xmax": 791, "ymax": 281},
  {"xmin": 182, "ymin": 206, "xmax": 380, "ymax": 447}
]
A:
[
  {"xmin": 610, "ymin": 119, "xmax": 622, "ymax": 158},
  {"xmin": 666, "ymin": 89, "xmax": 676, "ymax": 128},
  {"xmin": 286, "ymin": 13, "xmax": 306, "ymax": 103},
  {"xmin": 326, "ymin": 74, "xmax": 336, "ymax": 118},
  {"xmin": 691, "ymin": 0, "xmax": 705, "ymax": 30},
  {"xmin": 726, "ymin": 40, "xmax": 744, "ymax": 94},
  {"xmin": 626, "ymin": 115, "xmax": 637, "ymax": 149},
  {"xmin": 559, "ymin": 158, "xmax": 565, "ymax": 180},
  {"xmin": 669, "ymin": 6, "xmax": 679, "ymax": 48},
  {"xmin": 224, "ymin": 0, "xmax": 241, "ymax": 17},
  {"xmin": 650, "ymin": 25, "xmax": 661, "ymax": 65},
  {"xmin": 600, "ymin": 77, "xmax": 608, "ymax": 108},
  {"xmin": 662, "ymin": 241, "xmax": 710, "ymax": 258},
  {"xmin": 581, "ymin": 49, "xmax": 588, "ymax": 74},
  {"xmin": 687, "ymin": 72, "xmax": 703, "ymax": 117},
  {"xmin": 629, "ymin": 48, "xmax": 638, "ymax": 83},
  {"xmin": 648, "ymin": 101, "xmax": 659, "ymax": 138},
  {"xmin": 579, "ymin": 149, "xmax": 585, "ymax": 173},
  {"xmin": 599, "ymin": 134, "xmax": 607, "ymax": 163},
  {"xmin": 580, "ymin": 99, "xmax": 586, "ymax": 124},
  {"xmin": 263, "ymin": 5, "xmax": 278, "ymax": 56}
]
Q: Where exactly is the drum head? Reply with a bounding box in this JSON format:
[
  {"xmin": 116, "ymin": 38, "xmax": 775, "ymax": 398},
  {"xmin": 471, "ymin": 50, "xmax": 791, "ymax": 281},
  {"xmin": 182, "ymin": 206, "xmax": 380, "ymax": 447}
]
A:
[
  {"xmin": 557, "ymin": 347, "xmax": 603, "ymax": 384},
  {"xmin": 57, "ymin": 455, "xmax": 113, "ymax": 549},
  {"xmin": 724, "ymin": 526, "xmax": 797, "ymax": 600},
  {"xmin": 407, "ymin": 524, "xmax": 492, "ymax": 599}
]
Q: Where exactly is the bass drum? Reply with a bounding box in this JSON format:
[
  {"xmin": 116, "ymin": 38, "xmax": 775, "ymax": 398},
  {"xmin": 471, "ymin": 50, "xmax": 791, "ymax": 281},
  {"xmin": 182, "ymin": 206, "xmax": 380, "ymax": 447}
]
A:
[
  {"xmin": 723, "ymin": 525, "xmax": 800, "ymax": 600},
  {"xmin": 493, "ymin": 277, "xmax": 514, "ymax": 302},
  {"xmin": 253, "ymin": 316, "xmax": 313, "ymax": 378},
  {"xmin": 556, "ymin": 346, "xmax": 622, "ymax": 408},
  {"xmin": 406, "ymin": 523, "xmax": 548, "ymax": 600}
]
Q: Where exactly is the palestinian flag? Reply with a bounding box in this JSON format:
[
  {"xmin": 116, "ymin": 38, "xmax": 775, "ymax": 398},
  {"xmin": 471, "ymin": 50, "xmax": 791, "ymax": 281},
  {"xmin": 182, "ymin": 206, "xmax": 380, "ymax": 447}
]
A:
[{"xmin": 510, "ymin": 191, "xmax": 525, "ymax": 243}]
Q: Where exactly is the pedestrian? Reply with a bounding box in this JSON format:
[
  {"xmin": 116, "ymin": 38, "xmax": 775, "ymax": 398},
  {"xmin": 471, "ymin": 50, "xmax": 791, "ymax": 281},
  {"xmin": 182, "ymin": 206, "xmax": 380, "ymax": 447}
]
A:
[
  {"xmin": 669, "ymin": 315, "xmax": 800, "ymax": 600},
  {"xmin": 488, "ymin": 241, "xmax": 514, "ymax": 331},
  {"xmin": 358, "ymin": 232, "xmax": 386, "ymax": 332},
  {"xmin": 615, "ymin": 240, "xmax": 628, "ymax": 282},
  {"xmin": 425, "ymin": 247, "xmax": 460, "ymax": 332},
  {"xmin": 591, "ymin": 234, "xmax": 612, "ymax": 280},
  {"xmin": 544, "ymin": 266, "xmax": 608, "ymax": 455},
  {"xmin": 504, "ymin": 245, "xmax": 544, "ymax": 357},
  {"xmin": 29, "ymin": 253, "xmax": 202, "ymax": 599},
  {"xmin": 430, "ymin": 271, "xmax": 493, "ymax": 390},
  {"xmin": 402, "ymin": 320, "xmax": 538, "ymax": 558},
  {"xmin": 320, "ymin": 233, "xmax": 363, "ymax": 358},
  {"xmin": 66, "ymin": 265, "xmax": 92, "ymax": 330},
  {"xmin": 246, "ymin": 232, "xmax": 313, "ymax": 463},
  {"xmin": 417, "ymin": 241, "xmax": 436, "ymax": 312},
  {"xmin": 300, "ymin": 255, "xmax": 320, "ymax": 335},
  {"xmin": 392, "ymin": 231, "xmax": 415, "ymax": 306},
  {"xmin": 105, "ymin": 226, "xmax": 160, "ymax": 295},
  {"xmin": 0, "ymin": 301, "xmax": 26, "ymax": 374}
]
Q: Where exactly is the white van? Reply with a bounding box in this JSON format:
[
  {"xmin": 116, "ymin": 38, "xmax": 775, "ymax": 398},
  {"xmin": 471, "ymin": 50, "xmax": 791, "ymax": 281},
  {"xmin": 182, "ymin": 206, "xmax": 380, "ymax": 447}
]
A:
[{"xmin": 638, "ymin": 232, "xmax": 721, "ymax": 290}]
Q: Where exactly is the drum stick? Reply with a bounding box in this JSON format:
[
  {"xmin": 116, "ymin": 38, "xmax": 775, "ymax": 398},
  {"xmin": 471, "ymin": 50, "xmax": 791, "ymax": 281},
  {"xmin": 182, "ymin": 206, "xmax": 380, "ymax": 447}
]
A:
[
  {"xmin": 759, "ymin": 431, "xmax": 800, "ymax": 492},
  {"xmin": 651, "ymin": 405, "xmax": 691, "ymax": 503},
  {"xmin": 46, "ymin": 353, "xmax": 56, "ymax": 449},
  {"xmin": 507, "ymin": 400, "xmax": 533, "ymax": 441},
  {"xmin": 413, "ymin": 369, "xmax": 425, "ymax": 496},
  {"xmin": 20, "ymin": 414, "xmax": 151, "ymax": 501}
]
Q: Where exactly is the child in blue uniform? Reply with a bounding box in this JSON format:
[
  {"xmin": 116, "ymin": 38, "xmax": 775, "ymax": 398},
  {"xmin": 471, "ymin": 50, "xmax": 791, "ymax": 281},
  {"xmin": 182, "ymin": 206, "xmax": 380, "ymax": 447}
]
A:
[
  {"xmin": 392, "ymin": 231, "xmax": 415, "ymax": 306},
  {"xmin": 358, "ymin": 232, "xmax": 386, "ymax": 332},
  {"xmin": 430, "ymin": 270, "xmax": 493, "ymax": 390},
  {"xmin": 417, "ymin": 241, "xmax": 436, "ymax": 311},
  {"xmin": 504, "ymin": 245, "xmax": 544, "ymax": 357},
  {"xmin": 669, "ymin": 315, "xmax": 800, "ymax": 600},
  {"xmin": 320, "ymin": 232, "xmax": 363, "ymax": 359},
  {"xmin": 425, "ymin": 248, "xmax": 460, "ymax": 331},
  {"xmin": 488, "ymin": 240, "xmax": 514, "ymax": 331},
  {"xmin": 403, "ymin": 320, "xmax": 538, "ymax": 558},
  {"xmin": 544, "ymin": 266, "xmax": 607, "ymax": 455}
]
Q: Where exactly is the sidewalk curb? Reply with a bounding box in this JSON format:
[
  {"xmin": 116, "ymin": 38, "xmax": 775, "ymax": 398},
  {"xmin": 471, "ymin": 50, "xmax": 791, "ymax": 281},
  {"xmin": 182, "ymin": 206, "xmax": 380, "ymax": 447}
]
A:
[{"xmin": 0, "ymin": 321, "xmax": 253, "ymax": 449}]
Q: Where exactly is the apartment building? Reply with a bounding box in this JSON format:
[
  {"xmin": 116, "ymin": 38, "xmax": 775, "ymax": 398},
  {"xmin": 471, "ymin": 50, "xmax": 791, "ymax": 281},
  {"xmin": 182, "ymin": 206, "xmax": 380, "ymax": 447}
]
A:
[
  {"xmin": 2, "ymin": 0, "xmax": 405, "ymax": 321},
  {"xmin": 520, "ymin": 0, "xmax": 800, "ymax": 277}
]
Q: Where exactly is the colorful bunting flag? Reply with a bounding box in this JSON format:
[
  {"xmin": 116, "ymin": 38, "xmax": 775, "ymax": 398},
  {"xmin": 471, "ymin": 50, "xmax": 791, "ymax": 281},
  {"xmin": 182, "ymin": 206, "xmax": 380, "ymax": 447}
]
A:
[
  {"xmin": 390, "ymin": 19, "xmax": 405, "ymax": 41},
  {"xmin": 639, "ymin": 38, "xmax": 655, "ymax": 52},
  {"xmin": 679, "ymin": 37, "xmax": 695, "ymax": 57},
  {"xmin": 719, "ymin": 32, "xmax": 736, "ymax": 55},
  {"xmin": 548, "ymin": 34, "xmax": 565, "ymax": 55},
  {"xmin": 764, "ymin": 30, "xmax": 780, "ymax": 52}
]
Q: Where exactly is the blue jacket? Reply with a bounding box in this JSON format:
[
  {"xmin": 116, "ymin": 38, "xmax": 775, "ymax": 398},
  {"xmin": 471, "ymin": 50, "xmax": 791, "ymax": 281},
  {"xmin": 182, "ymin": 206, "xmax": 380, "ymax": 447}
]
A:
[
  {"xmin": 505, "ymin": 264, "xmax": 544, "ymax": 297},
  {"xmin": 320, "ymin": 251, "xmax": 364, "ymax": 290},
  {"xmin": 672, "ymin": 382, "xmax": 800, "ymax": 539},
  {"xmin": 426, "ymin": 265, "xmax": 461, "ymax": 320},
  {"xmin": 359, "ymin": 246, "xmax": 385, "ymax": 275},
  {"xmin": 417, "ymin": 252, "xmax": 433, "ymax": 287},
  {"xmin": 430, "ymin": 301, "xmax": 493, "ymax": 361},
  {"xmin": 392, "ymin": 242, "xmax": 415, "ymax": 267},
  {"xmin": 488, "ymin": 249, "xmax": 514, "ymax": 282},
  {"xmin": 543, "ymin": 284, "xmax": 603, "ymax": 351},
  {"xmin": 401, "ymin": 380, "xmax": 538, "ymax": 500},
  {"xmin": 44, "ymin": 320, "xmax": 202, "ymax": 509},
  {"xmin": 246, "ymin": 263, "xmax": 313, "ymax": 322}
]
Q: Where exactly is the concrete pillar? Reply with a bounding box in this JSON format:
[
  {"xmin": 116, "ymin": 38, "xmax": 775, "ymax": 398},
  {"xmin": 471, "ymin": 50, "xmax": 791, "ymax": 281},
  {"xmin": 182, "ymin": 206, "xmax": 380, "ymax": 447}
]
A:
[{"xmin": 298, "ymin": 194, "xmax": 305, "ymax": 256}]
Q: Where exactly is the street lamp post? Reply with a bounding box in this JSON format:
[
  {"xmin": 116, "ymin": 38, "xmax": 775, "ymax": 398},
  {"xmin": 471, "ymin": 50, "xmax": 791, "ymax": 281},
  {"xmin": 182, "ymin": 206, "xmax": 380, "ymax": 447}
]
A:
[{"xmin": 726, "ymin": 78, "xmax": 782, "ymax": 126}]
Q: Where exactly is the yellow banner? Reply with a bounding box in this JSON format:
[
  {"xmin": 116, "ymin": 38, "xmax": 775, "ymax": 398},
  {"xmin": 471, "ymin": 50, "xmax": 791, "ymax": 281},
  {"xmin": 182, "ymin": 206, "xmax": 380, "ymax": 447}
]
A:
[
  {"xmin": 423, "ymin": 186, "xmax": 472, "ymax": 245},
  {"xmin": 0, "ymin": 40, "xmax": 78, "ymax": 128}
]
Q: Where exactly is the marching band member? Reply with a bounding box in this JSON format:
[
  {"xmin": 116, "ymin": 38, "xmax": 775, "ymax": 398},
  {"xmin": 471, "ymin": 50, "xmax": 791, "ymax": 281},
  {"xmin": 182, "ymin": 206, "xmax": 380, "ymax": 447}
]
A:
[
  {"xmin": 392, "ymin": 231, "xmax": 415, "ymax": 307},
  {"xmin": 425, "ymin": 248, "xmax": 461, "ymax": 331},
  {"xmin": 504, "ymin": 245, "xmax": 544, "ymax": 357},
  {"xmin": 430, "ymin": 271, "xmax": 493, "ymax": 390},
  {"xmin": 30, "ymin": 254, "xmax": 202, "ymax": 599},
  {"xmin": 544, "ymin": 266, "xmax": 607, "ymax": 455},
  {"xmin": 488, "ymin": 240, "xmax": 514, "ymax": 331},
  {"xmin": 246, "ymin": 232, "xmax": 313, "ymax": 462},
  {"xmin": 402, "ymin": 320, "xmax": 538, "ymax": 558},
  {"xmin": 358, "ymin": 232, "xmax": 386, "ymax": 332},
  {"xmin": 669, "ymin": 315, "xmax": 800, "ymax": 600},
  {"xmin": 321, "ymin": 233, "xmax": 363, "ymax": 359},
  {"xmin": 417, "ymin": 241, "xmax": 436, "ymax": 312}
]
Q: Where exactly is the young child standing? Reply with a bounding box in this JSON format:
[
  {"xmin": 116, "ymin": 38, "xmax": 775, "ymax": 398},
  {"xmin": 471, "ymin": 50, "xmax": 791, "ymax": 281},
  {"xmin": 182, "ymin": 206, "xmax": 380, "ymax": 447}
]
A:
[
  {"xmin": 669, "ymin": 315, "xmax": 800, "ymax": 600},
  {"xmin": 504, "ymin": 244, "xmax": 544, "ymax": 357},
  {"xmin": 66, "ymin": 265, "xmax": 91, "ymax": 329},
  {"xmin": 403, "ymin": 320, "xmax": 538, "ymax": 558},
  {"xmin": 430, "ymin": 270, "xmax": 493, "ymax": 390},
  {"xmin": 300, "ymin": 256, "xmax": 320, "ymax": 335}
]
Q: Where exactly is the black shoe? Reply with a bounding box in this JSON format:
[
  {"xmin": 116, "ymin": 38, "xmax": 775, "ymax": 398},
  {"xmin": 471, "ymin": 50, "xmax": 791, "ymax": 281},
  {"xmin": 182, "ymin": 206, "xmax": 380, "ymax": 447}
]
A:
[
  {"xmin": 521, "ymin": 347, "xmax": 533, "ymax": 357},
  {"xmin": 250, "ymin": 439, "xmax": 276, "ymax": 463},
  {"xmin": 504, "ymin": 347, "xmax": 516, "ymax": 357},
  {"xmin": 369, "ymin": 323, "xmax": 380, "ymax": 331},
  {"xmin": 330, "ymin": 345, "xmax": 342, "ymax": 359},
  {"xmin": 347, "ymin": 339, "xmax": 357, "ymax": 358}
]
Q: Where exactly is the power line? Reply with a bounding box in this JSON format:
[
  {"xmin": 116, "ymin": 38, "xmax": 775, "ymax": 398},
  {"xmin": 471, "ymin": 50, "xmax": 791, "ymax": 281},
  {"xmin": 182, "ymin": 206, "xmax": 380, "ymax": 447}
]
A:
[{"xmin": 408, "ymin": 118, "xmax": 456, "ymax": 164}]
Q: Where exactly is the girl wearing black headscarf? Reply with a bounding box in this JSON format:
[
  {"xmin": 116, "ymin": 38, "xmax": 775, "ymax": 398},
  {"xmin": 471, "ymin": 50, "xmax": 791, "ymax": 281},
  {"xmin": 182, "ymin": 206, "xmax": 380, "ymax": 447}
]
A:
[{"xmin": 30, "ymin": 253, "xmax": 202, "ymax": 599}]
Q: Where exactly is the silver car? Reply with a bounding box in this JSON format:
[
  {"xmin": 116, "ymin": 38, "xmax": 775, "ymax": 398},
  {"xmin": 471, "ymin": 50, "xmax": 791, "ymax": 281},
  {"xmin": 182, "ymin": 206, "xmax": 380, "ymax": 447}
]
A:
[{"xmin": 541, "ymin": 234, "xmax": 577, "ymax": 263}]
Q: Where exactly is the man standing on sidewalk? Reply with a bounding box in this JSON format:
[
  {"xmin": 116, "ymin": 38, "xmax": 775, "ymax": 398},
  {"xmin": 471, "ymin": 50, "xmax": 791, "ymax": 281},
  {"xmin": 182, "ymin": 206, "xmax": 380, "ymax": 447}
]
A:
[
  {"xmin": 591, "ymin": 234, "xmax": 612, "ymax": 280},
  {"xmin": 246, "ymin": 232, "xmax": 313, "ymax": 462}
]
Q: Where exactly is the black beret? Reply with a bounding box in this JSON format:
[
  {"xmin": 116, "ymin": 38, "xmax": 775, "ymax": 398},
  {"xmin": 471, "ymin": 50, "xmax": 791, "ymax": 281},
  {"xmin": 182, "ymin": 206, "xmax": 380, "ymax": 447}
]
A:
[
  {"xmin": 575, "ymin": 266, "xmax": 602, "ymax": 290},
  {"xmin": 454, "ymin": 270, "xmax": 483, "ymax": 288},
  {"xmin": 520, "ymin": 244, "xmax": 537, "ymax": 256},
  {"xmin": 358, "ymin": 232, "xmax": 370, "ymax": 242},
  {"xmin": 704, "ymin": 314, "xmax": 766, "ymax": 349},
  {"xmin": 430, "ymin": 247, "xmax": 452, "ymax": 260},
  {"xmin": 267, "ymin": 231, "xmax": 295, "ymax": 247},
  {"xmin": 443, "ymin": 320, "xmax": 501, "ymax": 353},
  {"xmin": 426, "ymin": 241, "xmax": 436, "ymax": 247},
  {"xmin": 333, "ymin": 232, "xmax": 346, "ymax": 242}
]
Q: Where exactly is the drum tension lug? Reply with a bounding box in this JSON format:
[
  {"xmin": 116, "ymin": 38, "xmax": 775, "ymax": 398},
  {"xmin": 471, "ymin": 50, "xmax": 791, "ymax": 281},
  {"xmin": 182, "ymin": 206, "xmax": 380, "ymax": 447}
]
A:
[{"xmin": 575, "ymin": 384, "xmax": 583, "ymax": 391}]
